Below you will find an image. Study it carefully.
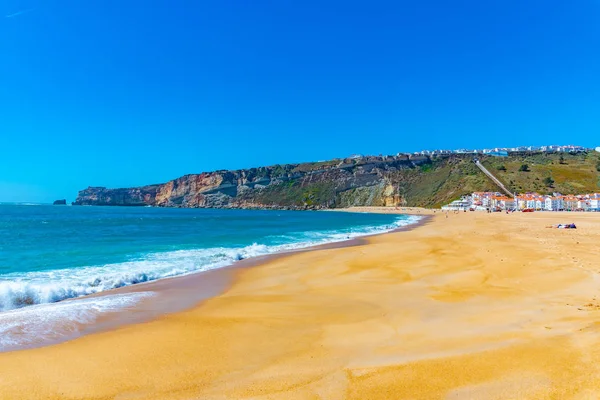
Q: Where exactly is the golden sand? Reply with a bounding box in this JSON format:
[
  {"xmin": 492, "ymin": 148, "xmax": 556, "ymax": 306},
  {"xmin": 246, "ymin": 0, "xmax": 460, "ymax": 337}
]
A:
[{"xmin": 2, "ymin": 210, "xmax": 600, "ymax": 399}]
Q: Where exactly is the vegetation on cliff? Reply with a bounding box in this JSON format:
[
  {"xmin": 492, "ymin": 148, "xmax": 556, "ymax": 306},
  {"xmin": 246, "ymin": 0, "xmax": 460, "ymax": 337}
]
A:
[
  {"xmin": 480, "ymin": 152, "xmax": 600, "ymax": 196},
  {"xmin": 74, "ymin": 152, "xmax": 600, "ymax": 209}
]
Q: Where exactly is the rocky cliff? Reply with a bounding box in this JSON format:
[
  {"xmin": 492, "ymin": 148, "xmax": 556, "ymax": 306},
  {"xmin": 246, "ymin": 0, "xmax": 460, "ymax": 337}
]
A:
[
  {"xmin": 74, "ymin": 186, "xmax": 161, "ymax": 206},
  {"xmin": 74, "ymin": 155, "xmax": 428, "ymax": 209},
  {"xmin": 74, "ymin": 152, "xmax": 600, "ymax": 209}
]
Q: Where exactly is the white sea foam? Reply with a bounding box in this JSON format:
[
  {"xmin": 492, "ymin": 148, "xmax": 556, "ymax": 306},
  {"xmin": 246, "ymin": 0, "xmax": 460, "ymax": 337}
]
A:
[
  {"xmin": 0, "ymin": 292, "xmax": 153, "ymax": 352},
  {"xmin": 0, "ymin": 215, "xmax": 421, "ymax": 313}
]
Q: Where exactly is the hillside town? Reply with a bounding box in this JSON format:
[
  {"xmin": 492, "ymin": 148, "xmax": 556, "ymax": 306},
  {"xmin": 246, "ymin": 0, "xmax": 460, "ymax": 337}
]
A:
[
  {"xmin": 346, "ymin": 144, "xmax": 598, "ymax": 162},
  {"xmin": 443, "ymin": 192, "xmax": 600, "ymax": 212},
  {"xmin": 409, "ymin": 144, "xmax": 591, "ymax": 157}
]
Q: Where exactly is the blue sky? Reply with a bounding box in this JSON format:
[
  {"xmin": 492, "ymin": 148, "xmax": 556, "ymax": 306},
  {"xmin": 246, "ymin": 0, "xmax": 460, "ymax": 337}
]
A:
[{"xmin": 1, "ymin": 0, "xmax": 599, "ymax": 202}]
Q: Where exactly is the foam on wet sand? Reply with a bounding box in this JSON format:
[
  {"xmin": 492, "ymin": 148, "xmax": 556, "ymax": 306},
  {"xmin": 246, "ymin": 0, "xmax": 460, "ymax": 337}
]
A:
[{"xmin": 0, "ymin": 292, "xmax": 154, "ymax": 352}]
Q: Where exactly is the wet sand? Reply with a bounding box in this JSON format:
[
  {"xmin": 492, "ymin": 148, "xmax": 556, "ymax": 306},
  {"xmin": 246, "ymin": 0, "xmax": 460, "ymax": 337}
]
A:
[
  {"xmin": 0, "ymin": 213, "xmax": 425, "ymax": 353},
  {"xmin": 2, "ymin": 210, "xmax": 600, "ymax": 399}
]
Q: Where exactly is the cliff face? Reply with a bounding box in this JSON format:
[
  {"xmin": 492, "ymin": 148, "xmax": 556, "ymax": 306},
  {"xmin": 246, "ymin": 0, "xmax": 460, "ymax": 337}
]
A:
[
  {"xmin": 74, "ymin": 152, "xmax": 600, "ymax": 209},
  {"xmin": 74, "ymin": 186, "xmax": 161, "ymax": 206},
  {"xmin": 74, "ymin": 155, "xmax": 427, "ymax": 209}
]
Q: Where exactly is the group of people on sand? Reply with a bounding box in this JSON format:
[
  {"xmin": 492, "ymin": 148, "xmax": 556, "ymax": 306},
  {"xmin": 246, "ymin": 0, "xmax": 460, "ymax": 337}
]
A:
[{"xmin": 547, "ymin": 223, "xmax": 577, "ymax": 229}]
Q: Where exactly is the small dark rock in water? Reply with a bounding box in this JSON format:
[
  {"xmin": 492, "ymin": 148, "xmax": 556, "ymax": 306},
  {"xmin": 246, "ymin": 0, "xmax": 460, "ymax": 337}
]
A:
[{"xmin": 53, "ymin": 199, "xmax": 67, "ymax": 205}]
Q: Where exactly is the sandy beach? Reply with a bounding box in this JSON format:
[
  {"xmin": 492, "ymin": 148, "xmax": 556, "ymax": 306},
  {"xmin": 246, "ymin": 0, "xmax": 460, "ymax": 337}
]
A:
[{"xmin": 2, "ymin": 209, "xmax": 600, "ymax": 399}]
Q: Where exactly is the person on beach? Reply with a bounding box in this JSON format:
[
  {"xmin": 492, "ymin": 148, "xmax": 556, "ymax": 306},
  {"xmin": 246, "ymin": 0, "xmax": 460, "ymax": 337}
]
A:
[{"xmin": 547, "ymin": 223, "xmax": 577, "ymax": 229}]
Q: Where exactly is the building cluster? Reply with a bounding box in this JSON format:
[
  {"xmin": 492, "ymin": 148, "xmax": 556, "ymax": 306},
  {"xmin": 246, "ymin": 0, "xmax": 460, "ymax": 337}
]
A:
[
  {"xmin": 408, "ymin": 145, "xmax": 588, "ymax": 157},
  {"xmin": 443, "ymin": 192, "xmax": 600, "ymax": 212}
]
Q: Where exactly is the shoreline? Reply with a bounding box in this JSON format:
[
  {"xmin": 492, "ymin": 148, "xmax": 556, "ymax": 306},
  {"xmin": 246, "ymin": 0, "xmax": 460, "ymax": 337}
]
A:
[
  {"xmin": 0, "ymin": 210, "xmax": 426, "ymax": 353},
  {"xmin": 4, "ymin": 209, "xmax": 600, "ymax": 398}
]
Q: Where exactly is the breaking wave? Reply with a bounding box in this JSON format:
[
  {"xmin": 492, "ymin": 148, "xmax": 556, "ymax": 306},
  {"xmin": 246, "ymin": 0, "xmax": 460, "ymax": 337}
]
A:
[
  {"xmin": 0, "ymin": 215, "xmax": 421, "ymax": 312},
  {"xmin": 0, "ymin": 292, "xmax": 153, "ymax": 352}
]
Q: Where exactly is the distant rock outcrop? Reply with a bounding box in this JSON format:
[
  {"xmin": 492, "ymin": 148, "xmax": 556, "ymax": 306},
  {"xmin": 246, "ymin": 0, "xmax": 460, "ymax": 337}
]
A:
[{"xmin": 53, "ymin": 199, "xmax": 67, "ymax": 205}]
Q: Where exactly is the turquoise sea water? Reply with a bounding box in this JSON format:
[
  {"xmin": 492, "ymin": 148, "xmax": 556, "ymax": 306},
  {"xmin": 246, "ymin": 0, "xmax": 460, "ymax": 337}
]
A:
[{"xmin": 0, "ymin": 205, "xmax": 417, "ymax": 313}]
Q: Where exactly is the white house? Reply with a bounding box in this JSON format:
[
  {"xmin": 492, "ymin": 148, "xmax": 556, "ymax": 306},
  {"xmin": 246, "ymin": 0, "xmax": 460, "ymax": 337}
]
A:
[
  {"xmin": 516, "ymin": 198, "xmax": 527, "ymax": 210},
  {"xmin": 590, "ymin": 194, "xmax": 600, "ymax": 210},
  {"xmin": 545, "ymin": 197, "xmax": 564, "ymax": 211},
  {"xmin": 563, "ymin": 196, "xmax": 578, "ymax": 211},
  {"xmin": 481, "ymin": 196, "xmax": 492, "ymax": 208},
  {"xmin": 442, "ymin": 199, "xmax": 471, "ymax": 211},
  {"xmin": 504, "ymin": 199, "xmax": 516, "ymax": 210},
  {"xmin": 535, "ymin": 198, "xmax": 545, "ymax": 210},
  {"xmin": 577, "ymin": 199, "xmax": 590, "ymax": 211}
]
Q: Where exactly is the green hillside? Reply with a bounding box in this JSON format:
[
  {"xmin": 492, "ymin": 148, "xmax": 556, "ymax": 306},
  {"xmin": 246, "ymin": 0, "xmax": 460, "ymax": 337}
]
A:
[
  {"xmin": 388, "ymin": 152, "xmax": 600, "ymax": 208},
  {"xmin": 480, "ymin": 152, "xmax": 600, "ymax": 196}
]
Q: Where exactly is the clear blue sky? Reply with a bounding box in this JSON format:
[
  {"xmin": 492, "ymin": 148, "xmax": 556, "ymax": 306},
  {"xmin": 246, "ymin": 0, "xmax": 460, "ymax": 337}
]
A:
[{"xmin": 1, "ymin": 0, "xmax": 599, "ymax": 203}]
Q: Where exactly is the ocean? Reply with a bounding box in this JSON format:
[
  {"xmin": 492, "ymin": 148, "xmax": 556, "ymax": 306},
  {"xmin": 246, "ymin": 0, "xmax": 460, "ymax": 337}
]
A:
[{"xmin": 0, "ymin": 204, "xmax": 418, "ymax": 350}]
